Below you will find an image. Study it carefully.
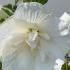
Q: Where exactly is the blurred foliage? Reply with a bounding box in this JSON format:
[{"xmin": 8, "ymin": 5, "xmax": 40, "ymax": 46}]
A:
[
  {"xmin": 61, "ymin": 63, "xmax": 70, "ymax": 70},
  {"xmin": 0, "ymin": 61, "xmax": 2, "ymax": 70},
  {"xmin": 0, "ymin": 4, "xmax": 16, "ymax": 23},
  {"xmin": 23, "ymin": 0, "xmax": 48, "ymax": 5},
  {"xmin": 0, "ymin": 0, "xmax": 18, "ymax": 23},
  {"xmin": 0, "ymin": 18, "xmax": 5, "ymax": 23},
  {"xmin": 2, "ymin": 4, "xmax": 17, "ymax": 16},
  {"xmin": 61, "ymin": 54, "xmax": 70, "ymax": 70}
]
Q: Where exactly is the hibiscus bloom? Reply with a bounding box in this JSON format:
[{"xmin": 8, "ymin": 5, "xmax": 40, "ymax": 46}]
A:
[
  {"xmin": 0, "ymin": 2, "xmax": 70, "ymax": 70},
  {"xmin": 54, "ymin": 58, "xmax": 70, "ymax": 70},
  {"xmin": 54, "ymin": 59, "xmax": 64, "ymax": 70},
  {"xmin": 59, "ymin": 12, "xmax": 70, "ymax": 36}
]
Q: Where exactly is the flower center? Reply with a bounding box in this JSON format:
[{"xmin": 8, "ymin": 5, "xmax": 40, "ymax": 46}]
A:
[{"xmin": 25, "ymin": 27, "xmax": 40, "ymax": 49}]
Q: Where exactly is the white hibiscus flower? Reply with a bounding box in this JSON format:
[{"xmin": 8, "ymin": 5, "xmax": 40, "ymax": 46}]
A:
[
  {"xmin": 59, "ymin": 12, "xmax": 70, "ymax": 36},
  {"xmin": 54, "ymin": 59, "xmax": 64, "ymax": 70},
  {"xmin": 54, "ymin": 58, "xmax": 70, "ymax": 70},
  {"xmin": 0, "ymin": 2, "xmax": 70, "ymax": 70}
]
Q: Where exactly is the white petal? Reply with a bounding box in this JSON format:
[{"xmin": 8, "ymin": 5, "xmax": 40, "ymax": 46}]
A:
[
  {"xmin": 39, "ymin": 37, "xmax": 67, "ymax": 60},
  {"xmin": 39, "ymin": 16, "xmax": 60, "ymax": 39},
  {"xmin": 2, "ymin": 33, "xmax": 34, "ymax": 70},
  {"xmin": 59, "ymin": 21, "xmax": 67, "ymax": 30},
  {"xmin": 60, "ymin": 29, "xmax": 69, "ymax": 36},
  {"xmin": 54, "ymin": 59, "xmax": 64, "ymax": 70},
  {"xmin": 0, "ymin": 17, "xmax": 16, "ymax": 42},
  {"xmin": 35, "ymin": 39, "xmax": 65, "ymax": 70},
  {"xmin": 55, "ymin": 59, "xmax": 64, "ymax": 65},
  {"xmin": 13, "ymin": 19, "xmax": 37, "ymax": 33},
  {"xmin": 14, "ymin": 2, "xmax": 43, "ymax": 23},
  {"xmin": 0, "ymin": 17, "xmax": 18, "ymax": 57},
  {"xmin": 59, "ymin": 12, "xmax": 70, "ymax": 36},
  {"xmin": 35, "ymin": 54, "xmax": 55, "ymax": 70},
  {"xmin": 54, "ymin": 65, "xmax": 61, "ymax": 70},
  {"xmin": 60, "ymin": 12, "xmax": 70, "ymax": 22}
]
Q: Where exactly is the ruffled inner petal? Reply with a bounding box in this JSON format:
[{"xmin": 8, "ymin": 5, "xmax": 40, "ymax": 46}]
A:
[{"xmin": 14, "ymin": 2, "xmax": 43, "ymax": 23}]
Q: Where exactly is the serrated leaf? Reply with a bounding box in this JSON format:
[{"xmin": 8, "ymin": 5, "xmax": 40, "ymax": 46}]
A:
[{"xmin": 23, "ymin": 0, "xmax": 48, "ymax": 5}]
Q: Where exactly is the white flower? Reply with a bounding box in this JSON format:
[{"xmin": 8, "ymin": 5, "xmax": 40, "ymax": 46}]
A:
[
  {"xmin": 0, "ymin": 2, "xmax": 70, "ymax": 70},
  {"xmin": 54, "ymin": 59, "xmax": 64, "ymax": 70},
  {"xmin": 54, "ymin": 58, "xmax": 70, "ymax": 70},
  {"xmin": 59, "ymin": 12, "xmax": 70, "ymax": 36}
]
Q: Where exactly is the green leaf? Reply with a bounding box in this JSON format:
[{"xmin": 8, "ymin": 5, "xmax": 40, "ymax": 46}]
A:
[
  {"xmin": 23, "ymin": 0, "xmax": 48, "ymax": 5},
  {"xmin": 0, "ymin": 5, "xmax": 12, "ymax": 23},
  {"xmin": 61, "ymin": 54, "xmax": 70, "ymax": 70},
  {"xmin": 0, "ymin": 4, "xmax": 17, "ymax": 23},
  {"xmin": 61, "ymin": 63, "xmax": 70, "ymax": 70},
  {"xmin": 2, "ymin": 8, "xmax": 13, "ymax": 16},
  {"xmin": 3, "ymin": 4, "xmax": 13, "ymax": 11},
  {"xmin": 2, "ymin": 4, "xmax": 14, "ymax": 16},
  {"xmin": 0, "ymin": 61, "xmax": 2, "ymax": 70},
  {"xmin": 36, "ymin": 0, "xmax": 48, "ymax": 4},
  {"xmin": 0, "ymin": 18, "xmax": 5, "ymax": 23}
]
